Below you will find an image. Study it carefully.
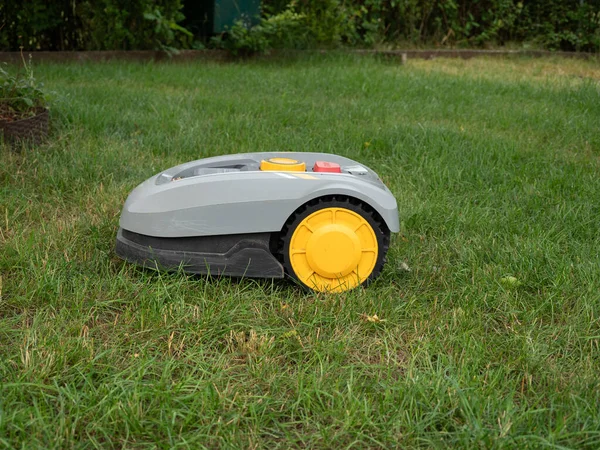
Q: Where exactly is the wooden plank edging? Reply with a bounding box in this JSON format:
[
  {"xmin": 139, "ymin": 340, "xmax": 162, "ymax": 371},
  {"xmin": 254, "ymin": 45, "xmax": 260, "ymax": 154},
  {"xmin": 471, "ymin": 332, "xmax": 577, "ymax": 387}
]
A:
[{"xmin": 0, "ymin": 49, "xmax": 596, "ymax": 64}]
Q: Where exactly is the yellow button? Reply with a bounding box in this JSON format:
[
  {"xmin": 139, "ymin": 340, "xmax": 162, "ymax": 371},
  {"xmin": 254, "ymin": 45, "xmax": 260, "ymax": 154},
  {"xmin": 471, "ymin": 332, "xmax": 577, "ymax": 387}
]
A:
[{"xmin": 260, "ymin": 157, "xmax": 306, "ymax": 172}]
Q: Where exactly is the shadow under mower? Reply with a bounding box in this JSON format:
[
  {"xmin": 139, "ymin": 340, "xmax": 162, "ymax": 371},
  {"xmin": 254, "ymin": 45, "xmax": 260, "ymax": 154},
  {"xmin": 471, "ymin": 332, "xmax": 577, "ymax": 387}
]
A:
[{"xmin": 116, "ymin": 152, "xmax": 399, "ymax": 293}]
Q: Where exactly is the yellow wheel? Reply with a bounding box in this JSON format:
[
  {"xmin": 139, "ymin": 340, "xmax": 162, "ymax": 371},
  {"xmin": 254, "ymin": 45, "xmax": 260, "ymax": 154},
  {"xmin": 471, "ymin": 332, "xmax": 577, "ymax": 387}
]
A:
[{"xmin": 281, "ymin": 198, "xmax": 389, "ymax": 292}]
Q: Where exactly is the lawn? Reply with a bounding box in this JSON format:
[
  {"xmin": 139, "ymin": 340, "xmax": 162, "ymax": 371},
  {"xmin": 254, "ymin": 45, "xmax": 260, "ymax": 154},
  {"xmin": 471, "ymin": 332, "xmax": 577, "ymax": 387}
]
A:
[{"xmin": 1, "ymin": 54, "xmax": 600, "ymax": 448}]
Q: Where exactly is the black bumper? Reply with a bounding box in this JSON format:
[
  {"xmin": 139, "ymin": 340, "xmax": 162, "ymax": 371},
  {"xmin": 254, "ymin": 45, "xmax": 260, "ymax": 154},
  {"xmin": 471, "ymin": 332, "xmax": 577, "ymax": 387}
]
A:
[{"xmin": 116, "ymin": 228, "xmax": 284, "ymax": 278}]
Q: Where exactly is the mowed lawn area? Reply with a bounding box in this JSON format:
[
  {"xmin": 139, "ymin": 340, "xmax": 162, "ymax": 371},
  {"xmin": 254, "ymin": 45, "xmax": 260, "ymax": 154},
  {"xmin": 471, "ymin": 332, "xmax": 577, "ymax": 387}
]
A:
[{"xmin": 1, "ymin": 54, "xmax": 600, "ymax": 448}]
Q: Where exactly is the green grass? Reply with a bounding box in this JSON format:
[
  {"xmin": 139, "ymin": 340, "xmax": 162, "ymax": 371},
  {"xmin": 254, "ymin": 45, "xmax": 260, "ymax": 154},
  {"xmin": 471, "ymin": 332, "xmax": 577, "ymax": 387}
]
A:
[{"xmin": 1, "ymin": 54, "xmax": 600, "ymax": 448}]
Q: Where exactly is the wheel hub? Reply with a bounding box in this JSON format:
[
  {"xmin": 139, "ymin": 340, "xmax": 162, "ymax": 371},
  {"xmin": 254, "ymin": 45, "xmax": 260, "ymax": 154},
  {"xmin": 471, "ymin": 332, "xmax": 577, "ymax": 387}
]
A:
[{"xmin": 305, "ymin": 224, "xmax": 361, "ymax": 278}]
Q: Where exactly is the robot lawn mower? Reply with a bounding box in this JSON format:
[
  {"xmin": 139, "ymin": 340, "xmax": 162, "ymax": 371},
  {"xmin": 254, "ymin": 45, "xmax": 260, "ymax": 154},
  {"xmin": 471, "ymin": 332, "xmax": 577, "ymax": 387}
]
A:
[{"xmin": 116, "ymin": 152, "xmax": 399, "ymax": 292}]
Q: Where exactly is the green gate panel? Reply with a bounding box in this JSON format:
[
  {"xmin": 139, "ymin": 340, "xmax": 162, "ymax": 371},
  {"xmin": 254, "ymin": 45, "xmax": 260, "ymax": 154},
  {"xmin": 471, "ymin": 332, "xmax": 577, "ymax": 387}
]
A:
[
  {"xmin": 214, "ymin": 0, "xmax": 260, "ymax": 33},
  {"xmin": 183, "ymin": 0, "xmax": 261, "ymax": 36}
]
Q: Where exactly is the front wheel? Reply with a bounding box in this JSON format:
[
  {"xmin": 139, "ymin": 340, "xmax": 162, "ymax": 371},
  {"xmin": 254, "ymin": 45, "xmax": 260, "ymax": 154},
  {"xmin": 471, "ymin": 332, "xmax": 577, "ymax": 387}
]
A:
[{"xmin": 281, "ymin": 198, "xmax": 390, "ymax": 293}]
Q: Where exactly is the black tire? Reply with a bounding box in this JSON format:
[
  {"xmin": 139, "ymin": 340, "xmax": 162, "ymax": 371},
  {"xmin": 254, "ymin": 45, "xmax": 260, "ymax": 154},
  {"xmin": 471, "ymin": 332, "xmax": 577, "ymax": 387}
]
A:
[{"xmin": 274, "ymin": 196, "xmax": 390, "ymax": 292}]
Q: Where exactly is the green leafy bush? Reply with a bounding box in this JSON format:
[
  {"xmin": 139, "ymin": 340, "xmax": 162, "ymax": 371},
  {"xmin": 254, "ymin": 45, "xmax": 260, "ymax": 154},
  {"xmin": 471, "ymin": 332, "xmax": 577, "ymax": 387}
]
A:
[
  {"xmin": 213, "ymin": 6, "xmax": 309, "ymax": 55},
  {"xmin": 0, "ymin": 55, "xmax": 49, "ymax": 120},
  {"xmin": 510, "ymin": 0, "xmax": 600, "ymax": 51},
  {"xmin": 214, "ymin": 20, "xmax": 271, "ymax": 56},
  {"xmin": 0, "ymin": 0, "xmax": 191, "ymax": 51},
  {"xmin": 76, "ymin": 0, "xmax": 192, "ymax": 50},
  {"xmin": 262, "ymin": 0, "xmax": 600, "ymax": 51}
]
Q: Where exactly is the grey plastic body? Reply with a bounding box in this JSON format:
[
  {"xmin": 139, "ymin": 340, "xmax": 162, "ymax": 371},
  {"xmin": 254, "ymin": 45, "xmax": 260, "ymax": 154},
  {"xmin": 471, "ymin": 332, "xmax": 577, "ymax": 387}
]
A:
[{"xmin": 119, "ymin": 152, "xmax": 399, "ymax": 238}]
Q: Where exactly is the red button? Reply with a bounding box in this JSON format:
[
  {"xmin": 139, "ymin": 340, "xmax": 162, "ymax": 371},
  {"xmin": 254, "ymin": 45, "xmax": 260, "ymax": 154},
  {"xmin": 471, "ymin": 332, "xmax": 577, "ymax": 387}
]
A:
[{"xmin": 313, "ymin": 161, "xmax": 341, "ymax": 173}]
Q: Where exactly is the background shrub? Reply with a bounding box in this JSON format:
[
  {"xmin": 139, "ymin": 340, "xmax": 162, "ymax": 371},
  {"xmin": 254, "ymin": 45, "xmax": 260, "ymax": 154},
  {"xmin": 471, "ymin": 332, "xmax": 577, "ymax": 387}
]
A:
[
  {"xmin": 263, "ymin": 0, "xmax": 600, "ymax": 51},
  {"xmin": 212, "ymin": 6, "xmax": 310, "ymax": 55},
  {"xmin": 0, "ymin": 0, "xmax": 598, "ymax": 52},
  {"xmin": 0, "ymin": 0, "xmax": 191, "ymax": 51}
]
